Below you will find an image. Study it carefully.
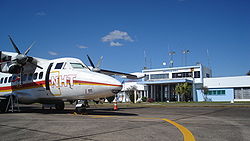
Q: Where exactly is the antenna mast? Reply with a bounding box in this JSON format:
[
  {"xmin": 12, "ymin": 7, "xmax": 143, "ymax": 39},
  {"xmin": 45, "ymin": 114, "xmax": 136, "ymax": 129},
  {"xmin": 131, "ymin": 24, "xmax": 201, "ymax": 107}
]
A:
[
  {"xmin": 144, "ymin": 50, "xmax": 147, "ymax": 69},
  {"xmin": 206, "ymin": 49, "xmax": 211, "ymax": 68},
  {"xmin": 182, "ymin": 49, "xmax": 190, "ymax": 66},
  {"xmin": 169, "ymin": 51, "xmax": 176, "ymax": 68}
]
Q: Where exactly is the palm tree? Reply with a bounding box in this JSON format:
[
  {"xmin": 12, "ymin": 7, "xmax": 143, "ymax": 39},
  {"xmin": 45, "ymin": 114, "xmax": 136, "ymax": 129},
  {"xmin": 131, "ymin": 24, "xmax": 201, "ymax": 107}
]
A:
[{"xmin": 175, "ymin": 83, "xmax": 192, "ymax": 102}]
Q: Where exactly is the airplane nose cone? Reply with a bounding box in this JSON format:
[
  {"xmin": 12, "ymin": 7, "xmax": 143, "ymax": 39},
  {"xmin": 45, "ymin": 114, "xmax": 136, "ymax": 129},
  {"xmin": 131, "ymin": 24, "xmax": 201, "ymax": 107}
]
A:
[{"xmin": 110, "ymin": 78, "xmax": 122, "ymax": 94}]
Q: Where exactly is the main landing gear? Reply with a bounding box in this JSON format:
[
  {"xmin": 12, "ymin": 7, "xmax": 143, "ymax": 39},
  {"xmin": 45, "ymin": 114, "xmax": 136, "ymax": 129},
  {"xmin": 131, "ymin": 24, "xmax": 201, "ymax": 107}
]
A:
[
  {"xmin": 55, "ymin": 101, "xmax": 65, "ymax": 111},
  {"xmin": 0, "ymin": 97, "xmax": 9, "ymax": 113},
  {"xmin": 75, "ymin": 100, "xmax": 89, "ymax": 114},
  {"xmin": 42, "ymin": 101, "xmax": 65, "ymax": 111},
  {"xmin": 0, "ymin": 95, "xmax": 20, "ymax": 113}
]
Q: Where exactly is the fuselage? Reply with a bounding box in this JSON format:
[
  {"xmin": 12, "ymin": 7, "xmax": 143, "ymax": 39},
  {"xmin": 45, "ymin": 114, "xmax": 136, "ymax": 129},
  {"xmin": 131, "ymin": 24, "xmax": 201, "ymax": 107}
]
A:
[{"xmin": 0, "ymin": 57, "xmax": 122, "ymax": 104}]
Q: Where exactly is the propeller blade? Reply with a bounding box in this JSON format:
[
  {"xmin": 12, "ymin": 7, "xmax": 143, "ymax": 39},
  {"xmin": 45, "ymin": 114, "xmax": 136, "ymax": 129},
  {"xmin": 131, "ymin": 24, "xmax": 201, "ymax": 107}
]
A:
[
  {"xmin": 24, "ymin": 41, "xmax": 36, "ymax": 55},
  {"xmin": 29, "ymin": 61, "xmax": 43, "ymax": 69},
  {"xmin": 87, "ymin": 55, "xmax": 95, "ymax": 68},
  {"xmin": 8, "ymin": 35, "xmax": 21, "ymax": 54},
  {"xmin": 96, "ymin": 56, "xmax": 103, "ymax": 68}
]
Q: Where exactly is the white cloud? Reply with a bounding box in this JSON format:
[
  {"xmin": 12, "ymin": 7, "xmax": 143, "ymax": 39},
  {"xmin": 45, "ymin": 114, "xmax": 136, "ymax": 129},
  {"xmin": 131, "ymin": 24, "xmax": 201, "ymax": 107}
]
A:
[
  {"xmin": 110, "ymin": 41, "xmax": 123, "ymax": 47},
  {"xmin": 101, "ymin": 30, "xmax": 134, "ymax": 46},
  {"xmin": 36, "ymin": 11, "xmax": 47, "ymax": 16},
  {"xmin": 77, "ymin": 44, "xmax": 88, "ymax": 49},
  {"xmin": 48, "ymin": 51, "xmax": 58, "ymax": 56}
]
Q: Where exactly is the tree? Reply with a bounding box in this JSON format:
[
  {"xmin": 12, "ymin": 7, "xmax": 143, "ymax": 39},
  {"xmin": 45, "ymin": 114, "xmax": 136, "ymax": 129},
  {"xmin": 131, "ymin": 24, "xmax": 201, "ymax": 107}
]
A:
[{"xmin": 175, "ymin": 83, "xmax": 192, "ymax": 102}]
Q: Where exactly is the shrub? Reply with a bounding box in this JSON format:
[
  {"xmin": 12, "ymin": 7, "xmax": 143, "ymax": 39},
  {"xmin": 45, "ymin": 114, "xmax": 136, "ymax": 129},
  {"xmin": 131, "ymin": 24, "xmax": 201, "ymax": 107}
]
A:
[
  {"xmin": 147, "ymin": 98, "xmax": 155, "ymax": 103},
  {"xmin": 142, "ymin": 97, "xmax": 147, "ymax": 102}
]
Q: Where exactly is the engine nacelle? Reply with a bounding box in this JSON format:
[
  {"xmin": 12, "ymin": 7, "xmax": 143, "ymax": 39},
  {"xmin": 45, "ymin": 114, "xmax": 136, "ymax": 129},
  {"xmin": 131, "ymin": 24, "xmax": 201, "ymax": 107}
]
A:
[{"xmin": 1, "ymin": 63, "xmax": 22, "ymax": 74}]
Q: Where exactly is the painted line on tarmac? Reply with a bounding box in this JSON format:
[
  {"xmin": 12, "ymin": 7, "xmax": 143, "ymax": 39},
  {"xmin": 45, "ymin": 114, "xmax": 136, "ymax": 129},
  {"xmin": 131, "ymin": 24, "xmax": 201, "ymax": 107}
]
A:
[
  {"xmin": 162, "ymin": 118, "xmax": 195, "ymax": 141},
  {"xmin": 87, "ymin": 115, "xmax": 196, "ymax": 141}
]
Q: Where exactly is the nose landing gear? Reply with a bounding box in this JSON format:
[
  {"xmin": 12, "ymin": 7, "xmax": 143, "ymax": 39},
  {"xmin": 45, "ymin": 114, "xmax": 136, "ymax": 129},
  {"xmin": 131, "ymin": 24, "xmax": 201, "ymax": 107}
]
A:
[{"xmin": 75, "ymin": 100, "xmax": 89, "ymax": 114}]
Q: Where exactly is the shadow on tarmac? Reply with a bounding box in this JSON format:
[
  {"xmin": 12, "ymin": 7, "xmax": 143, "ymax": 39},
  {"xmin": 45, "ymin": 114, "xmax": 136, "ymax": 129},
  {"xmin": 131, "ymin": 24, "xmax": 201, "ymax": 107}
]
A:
[{"xmin": 5, "ymin": 106, "xmax": 139, "ymax": 116}]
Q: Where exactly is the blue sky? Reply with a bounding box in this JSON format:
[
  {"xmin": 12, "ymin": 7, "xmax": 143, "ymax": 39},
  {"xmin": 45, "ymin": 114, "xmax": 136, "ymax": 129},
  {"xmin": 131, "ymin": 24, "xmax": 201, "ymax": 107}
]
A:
[{"xmin": 0, "ymin": 0, "xmax": 250, "ymax": 77}]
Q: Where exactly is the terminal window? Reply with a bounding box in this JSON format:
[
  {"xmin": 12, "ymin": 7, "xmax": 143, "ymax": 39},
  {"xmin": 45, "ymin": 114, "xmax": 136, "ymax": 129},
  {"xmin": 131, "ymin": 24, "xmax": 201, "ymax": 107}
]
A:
[
  {"xmin": 172, "ymin": 72, "xmax": 195, "ymax": 78},
  {"xmin": 150, "ymin": 74, "xmax": 169, "ymax": 80},
  {"xmin": 194, "ymin": 71, "xmax": 200, "ymax": 78},
  {"xmin": 144, "ymin": 75, "xmax": 149, "ymax": 81},
  {"xmin": 207, "ymin": 90, "xmax": 226, "ymax": 95}
]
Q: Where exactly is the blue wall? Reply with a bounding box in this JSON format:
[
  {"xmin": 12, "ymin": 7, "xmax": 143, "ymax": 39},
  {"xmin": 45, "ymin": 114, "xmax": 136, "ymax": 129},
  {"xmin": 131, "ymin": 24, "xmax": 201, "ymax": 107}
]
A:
[{"xmin": 196, "ymin": 88, "xmax": 234, "ymax": 102}]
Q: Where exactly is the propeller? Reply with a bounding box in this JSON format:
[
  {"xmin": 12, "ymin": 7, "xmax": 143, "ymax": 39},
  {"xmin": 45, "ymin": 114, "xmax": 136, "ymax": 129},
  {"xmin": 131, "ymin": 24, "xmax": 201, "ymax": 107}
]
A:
[
  {"xmin": 87, "ymin": 55, "xmax": 95, "ymax": 68},
  {"xmin": 8, "ymin": 35, "xmax": 43, "ymax": 69},
  {"xmin": 87, "ymin": 55, "xmax": 102, "ymax": 72},
  {"xmin": 96, "ymin": 56, "xmax": 103, "ymax": 68}
]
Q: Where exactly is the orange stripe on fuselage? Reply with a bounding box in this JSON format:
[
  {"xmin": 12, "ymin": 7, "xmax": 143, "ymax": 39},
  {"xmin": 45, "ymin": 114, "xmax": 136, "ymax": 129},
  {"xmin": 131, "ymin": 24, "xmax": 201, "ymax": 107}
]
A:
[
  {"xmin": 74, "ymin": 80, "xmax": 122, "ymax": 87},
  {"xmin": 0, "ymin": 81, "xmax": 46, "ymax": 92},
  {"xmin": 0, "ymin": 80, "xmax": 122, "ymax": 92}
]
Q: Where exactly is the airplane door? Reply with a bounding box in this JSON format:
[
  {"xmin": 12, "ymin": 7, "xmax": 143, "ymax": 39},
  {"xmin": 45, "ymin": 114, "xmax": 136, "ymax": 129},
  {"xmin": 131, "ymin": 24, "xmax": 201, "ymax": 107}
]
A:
[
  {"xmin": 45, "ymin": 62, "xmax": 63, "ymax": 96},
  {"xmin": 49, "ymin": 70, "xmax": 62, "ymax": 96}
]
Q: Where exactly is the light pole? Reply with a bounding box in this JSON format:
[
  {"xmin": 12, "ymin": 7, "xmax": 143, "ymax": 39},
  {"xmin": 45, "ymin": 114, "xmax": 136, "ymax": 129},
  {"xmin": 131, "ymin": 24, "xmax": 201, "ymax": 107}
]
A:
[
  {"xmin": 169, "ymin": 51, "xmax": 176, "ymax": 68},
  {"xmin": 182, "ymin": 50, "xmax": 190, "ymax": 66},
  {"xmin": 191, "ymin": 68, "xmax": 196, "ymax": 101}
]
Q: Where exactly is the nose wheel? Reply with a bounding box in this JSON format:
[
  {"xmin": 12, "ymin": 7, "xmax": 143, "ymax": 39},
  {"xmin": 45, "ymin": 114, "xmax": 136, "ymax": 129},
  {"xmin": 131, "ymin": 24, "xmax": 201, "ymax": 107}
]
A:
[{"xmin": 75, "ymin": 100, "xmax": 89, "ymax": 114}]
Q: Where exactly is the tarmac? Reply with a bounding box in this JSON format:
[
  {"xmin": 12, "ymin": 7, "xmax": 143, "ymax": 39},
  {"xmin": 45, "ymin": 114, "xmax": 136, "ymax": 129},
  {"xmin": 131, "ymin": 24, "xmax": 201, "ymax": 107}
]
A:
[{"xmin": 0, "ymin": 103, "xmax": 250, "ymax": 141}]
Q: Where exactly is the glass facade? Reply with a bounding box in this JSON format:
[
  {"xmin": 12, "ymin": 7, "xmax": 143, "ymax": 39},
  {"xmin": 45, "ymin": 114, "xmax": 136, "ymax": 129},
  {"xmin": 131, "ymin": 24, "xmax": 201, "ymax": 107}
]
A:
[
  {"xmin": 172, "ymin": 72, "xmax": 192, "ymax": 78},
  {"xmin": 150, "ymin": 74, "xmax": 169, "ymax": 80}
]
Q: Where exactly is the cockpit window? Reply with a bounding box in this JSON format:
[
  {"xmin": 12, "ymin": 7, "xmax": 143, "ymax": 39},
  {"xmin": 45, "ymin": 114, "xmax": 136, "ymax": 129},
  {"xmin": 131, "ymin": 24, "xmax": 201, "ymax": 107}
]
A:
[
  {"xmin": 55, "ymin": 63, "xmax": 64, "ymax": 69},
  {"xmin": 70, "ymin": 63, "xmax": 86, "ymax": 69}
]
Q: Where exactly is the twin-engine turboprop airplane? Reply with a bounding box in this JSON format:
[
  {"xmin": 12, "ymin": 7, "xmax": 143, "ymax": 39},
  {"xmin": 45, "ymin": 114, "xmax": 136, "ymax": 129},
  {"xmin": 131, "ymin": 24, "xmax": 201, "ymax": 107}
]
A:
[{"xmin": 0, "ymin": 36, "xmax": 143, "ymax": 113}]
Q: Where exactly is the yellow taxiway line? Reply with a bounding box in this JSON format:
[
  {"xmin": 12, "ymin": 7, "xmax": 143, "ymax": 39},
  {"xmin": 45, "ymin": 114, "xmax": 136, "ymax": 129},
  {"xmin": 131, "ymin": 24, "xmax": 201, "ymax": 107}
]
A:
[
  {"xmin": 162, "ymin": 118, "xmax": 195, "ymax": 141},
  {"xmin": 86, "ymin": 115, "xmax": 196, "ymax": 141}
]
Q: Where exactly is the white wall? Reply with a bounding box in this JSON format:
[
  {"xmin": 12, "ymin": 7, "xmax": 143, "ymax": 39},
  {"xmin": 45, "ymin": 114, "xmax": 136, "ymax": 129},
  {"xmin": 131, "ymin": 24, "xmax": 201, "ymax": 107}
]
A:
[{"xmin": 204, "ymin": 76, "xmax": 250, "ymax": 88}]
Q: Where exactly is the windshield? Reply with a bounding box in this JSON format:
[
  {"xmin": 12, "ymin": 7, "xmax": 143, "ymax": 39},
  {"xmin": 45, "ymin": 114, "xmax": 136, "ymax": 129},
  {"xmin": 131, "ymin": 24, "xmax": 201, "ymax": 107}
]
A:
[{"xmin": 70, "ymin": 63, "xmax": 86, "ymax": 69}]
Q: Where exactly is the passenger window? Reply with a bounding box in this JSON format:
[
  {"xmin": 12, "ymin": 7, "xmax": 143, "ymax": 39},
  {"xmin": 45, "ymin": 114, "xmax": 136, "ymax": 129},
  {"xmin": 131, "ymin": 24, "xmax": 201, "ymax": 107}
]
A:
[
  {"xmin": 22, "ymin": 74, "xmax": 27, "ymax": 81},
  {"xmin": 8, "ymin": 76, "xmax": 12, "ymax": 83},
  {"xmin": 33, "ymin": 73, "xmax": 38, "ymax": 80},
  {"xmin": 55, "ymin": 63, "xmax": 64, "ymax": 69},
  {"xmin": 39, "ymin": 72, "xmax": 43, "ymax": 79},
  {"xmin": 28, "ymin": 73, "xmax": 33, "ymax": 80},
  {"xmin": 0, "ymin": 78, "xmax": 3, "ymax": 84},
  {"xmin": 4, "ymin": 77, "xmax": 8, "ymax": 83}
]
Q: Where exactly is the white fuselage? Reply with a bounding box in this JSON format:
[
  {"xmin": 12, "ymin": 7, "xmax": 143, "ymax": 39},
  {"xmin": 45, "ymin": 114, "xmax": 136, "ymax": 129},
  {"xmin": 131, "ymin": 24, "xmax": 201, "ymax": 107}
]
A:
[{"xmin": 0, "ymin": 57, "xmax": 122, "ymax": 104}]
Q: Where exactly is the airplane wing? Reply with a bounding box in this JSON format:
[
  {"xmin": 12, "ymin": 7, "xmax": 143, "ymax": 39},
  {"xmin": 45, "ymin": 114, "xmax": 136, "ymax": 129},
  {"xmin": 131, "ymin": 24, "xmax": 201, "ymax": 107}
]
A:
[
  {"xmin": 86, "ymin": 55, "xmax": 145, "ymax": 79},
  {"xmin": 98, "ymin": 69, "xmax": 144, "ymax": 79}
]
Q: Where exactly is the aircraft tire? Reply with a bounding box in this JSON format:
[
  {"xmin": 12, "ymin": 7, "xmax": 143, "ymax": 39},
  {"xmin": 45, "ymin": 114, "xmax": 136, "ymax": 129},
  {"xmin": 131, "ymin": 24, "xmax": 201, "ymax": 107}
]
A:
[
  {"xmin": 55, "ymin": 102, "xmax": 65, "ymax": 111},
  {"xmin": 0, "ymin": 99, "xmax": 9, "ymax": 113},
  {"xmin": 75, "ymin": 107, "xmax": 86, "ymax": 114}
]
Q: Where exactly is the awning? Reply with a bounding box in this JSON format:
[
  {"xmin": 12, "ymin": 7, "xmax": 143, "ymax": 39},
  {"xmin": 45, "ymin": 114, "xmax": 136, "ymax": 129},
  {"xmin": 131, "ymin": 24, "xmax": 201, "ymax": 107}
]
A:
[{"xmin": 138, "ymin": 79, "xmax": 193, "ymax": 85}]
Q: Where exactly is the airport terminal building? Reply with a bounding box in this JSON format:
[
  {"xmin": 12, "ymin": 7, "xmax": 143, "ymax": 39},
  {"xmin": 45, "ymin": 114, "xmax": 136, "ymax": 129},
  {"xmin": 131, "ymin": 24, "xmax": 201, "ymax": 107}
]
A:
[{"xmin": 119, "ymin": 64, "xmax": 250, "ymax": 102}]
